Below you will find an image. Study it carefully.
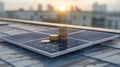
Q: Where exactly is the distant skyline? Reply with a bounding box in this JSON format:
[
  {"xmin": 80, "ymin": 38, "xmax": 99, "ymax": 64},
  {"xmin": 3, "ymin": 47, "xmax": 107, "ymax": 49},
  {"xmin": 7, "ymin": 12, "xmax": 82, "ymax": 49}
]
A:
[{"xmin": 1, "ymin": 0, "xmax": 120, "ymax": 12}]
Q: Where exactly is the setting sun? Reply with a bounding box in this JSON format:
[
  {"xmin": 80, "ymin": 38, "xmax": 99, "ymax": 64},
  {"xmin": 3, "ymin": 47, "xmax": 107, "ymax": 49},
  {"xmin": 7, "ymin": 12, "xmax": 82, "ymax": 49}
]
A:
[{"xmin": 59, "ymin": 6, "xmax": 66, "ymax": 11}]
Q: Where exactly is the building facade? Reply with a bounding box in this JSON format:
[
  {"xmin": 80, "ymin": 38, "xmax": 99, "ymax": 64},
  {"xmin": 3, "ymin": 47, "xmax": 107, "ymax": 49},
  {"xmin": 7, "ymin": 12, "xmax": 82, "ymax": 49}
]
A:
[
  {"xmin": 14, "ymin": 11, "xmax": 35, "ymax": 20},
  {"xmin": 105, "ymin": 13, "xmax": 120, "ymax": 29},
  {"xmin": 67, "ymin": 11, "xmax": 92, "ymax": 26},
  {"xmin": 38, "ymin": 4, "xmax": 42, "ymax": 11},
  {"xmin": 93, "ymin": 3, "xmax": 107, "ymax": 13},
  {"xmin": 92, "ymin": 12, "xmax": 106, "ymax": 27},
  {"xmin": 92, "ymin": 12, "xmax": 120, "ymax": 30},
  {"xmin": 0, "ymin": 0, "xmax": 6, "ymax": 17},
  {"xmin": 0, "ymin": 1, "xmax": 4, "ymax": 13}
]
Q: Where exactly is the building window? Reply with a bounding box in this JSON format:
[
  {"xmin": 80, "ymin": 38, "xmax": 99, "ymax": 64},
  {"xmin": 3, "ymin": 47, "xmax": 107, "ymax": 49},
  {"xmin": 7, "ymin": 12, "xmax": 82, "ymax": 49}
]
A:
[
  {"xmin": 73, "ymin": 15, "xmax": 77, "ymax": 20},
  {"xmin": 108, "ymin": 20, "xmax": 112, "ymax": 28},
  {"xmin": 83, "ymin": 15, "xmax": 86, "ymax": 20},
  {"xmin": 115, "ymin": 21, "xmax": 118, "ymax": 29}
]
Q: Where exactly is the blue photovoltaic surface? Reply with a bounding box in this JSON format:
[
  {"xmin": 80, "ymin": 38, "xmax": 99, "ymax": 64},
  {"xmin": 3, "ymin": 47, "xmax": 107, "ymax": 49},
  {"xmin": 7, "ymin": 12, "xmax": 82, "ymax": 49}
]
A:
[
  {"xmin": 40, "ymin": 28, "xmax": 84, "ymax": 34},
  {"xmin": 3, "ymin": 32, "xmax": 49, "ymax": 43},
  {"xmin": 2, "ymin": 28, "xmax": 119, "ymax": 58},
  {"xmin": 69, "ymin": 31, "xmax": 118, "ymax": 41},
  {"xmin": 23, "ymin": 38, "xmax": 89, "ymax": 53}
]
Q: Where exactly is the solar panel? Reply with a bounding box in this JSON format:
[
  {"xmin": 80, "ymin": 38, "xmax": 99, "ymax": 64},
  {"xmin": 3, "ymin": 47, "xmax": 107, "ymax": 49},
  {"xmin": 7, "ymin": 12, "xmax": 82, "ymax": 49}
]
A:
[
  {"xmin": 9, "ymin": 24, "xmax": 54, "ymax": 32},
  {"xmin": 1, "ymin": 29, "xmax": 119, "ymax": 58},
  {"xmin": 69, "ymin": 31, "xmax": 119, "ymax": 44},
  {"xmin": 0, "ymin": 29, "xmax": 30, "ymax": 36},
  {"xmin": 3, "ymin": 33, "xmax": 49, "ymax": 43},
  {"xmin": 23, "ymin": 38, "xmax": 89, "ymax": 53}
]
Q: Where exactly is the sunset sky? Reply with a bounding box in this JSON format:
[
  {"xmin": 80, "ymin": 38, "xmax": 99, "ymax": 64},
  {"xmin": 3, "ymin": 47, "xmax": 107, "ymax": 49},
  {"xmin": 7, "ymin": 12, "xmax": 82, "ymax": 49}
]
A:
[{"xmin": 1, "ymin": 0, "xmax": 120, "ymax": 12}]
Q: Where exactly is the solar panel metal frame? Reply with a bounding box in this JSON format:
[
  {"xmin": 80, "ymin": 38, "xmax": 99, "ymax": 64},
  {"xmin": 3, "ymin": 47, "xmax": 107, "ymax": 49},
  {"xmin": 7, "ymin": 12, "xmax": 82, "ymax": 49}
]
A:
[
  {"xmin": 2, "ymin": 33, "xmax": 119, "ymax": 58},
  {"xmin": 2, "ymin": 37, "xmax": 93, "ymax": 58},
  {"xmin": 69, "ymin": 31, "xmax": 120, "ymax": 44},
  {"xmin": 1, "ymin": 26, "xmax": 120, "ymax": 58},
  {"xmin": 92, "ymin": 35, "xmax": 119, "ymax": 44}
]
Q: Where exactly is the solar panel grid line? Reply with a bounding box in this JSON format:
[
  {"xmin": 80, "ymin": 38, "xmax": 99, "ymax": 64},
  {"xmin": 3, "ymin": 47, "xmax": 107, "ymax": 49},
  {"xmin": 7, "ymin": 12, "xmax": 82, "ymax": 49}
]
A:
[
  {"xmin": 28, "ymin": 27, "xmax": 56, "ymax": 32},
  {"xmin": 36, "ymin": 31, "xmax": 52, "ymax": 36},
  {"xmin": 38, "ymin": 27, "xmax": 57, "ymax": 32},
  {"xmin": 7, "ymin": 26, "xmax": 32, "ymax": 32},
  {"xmin": 0, "ymin": 30, "xmax": 31, "ymax": 36},
  {"xmin": 0, "ymin": 41, "xmax": 94, "ymax": 63},
  {"xmin": 69, "ymin": 37, "xmax": 91, "ymax": 42},
  {"xmin": 90, "ymin": 33, "xmax": 117, "ymax": 41},
  {"xmin": 8, "ymin": 25, "xmax": 53, "ymax": 34},
  {"xmin": 0, "ymin": 26, "xmax": 32, "ymax": 36},
  {"xmin": 48, "ymin": 42, "xmax": 93, "ymax": 58},
  {"xmin": 2, "ymin": 33, "xmax": 49, "ymax": 43},
  {"xmin": 23, "ymin": 38, "xmax": 90, "ymax": 52},
  {"xmin": 9, "ymin": 25, "xmax": 56, "ymax": 32},
  {"xmin": 22, "ymin": 28, "xmax": 55, "ymax": 36},
  {"xmin": 20, "ymin": 37, "xmax": 49, "ymax": 44},
  {"xmin": 93, "ymin": 35, "xmax": 120, "ymax": 44},
  {"xmin": 1, "ymin": 28, "xmax": 120, "ymax": 58},
  {"xmin": 68, "ymin": 30, "xmax": 87, "ymax": 35},
  {"xmin": 0, "ymin": 41, "xmax": 119, "ymax": 66},
  {"xmin": 21, "ymin": 41, "xmax": 92, "ymax": 58},
  {"xmin": 70, "ymin": 31, "xmax": 119, "ymax": 42},
  {"xmin": 40, "ymin": 28, "xmax": 85, "ymax": 35},
  {"xmin": 2, "ymin": 36, "xmax": 92, "ymax": 58}
]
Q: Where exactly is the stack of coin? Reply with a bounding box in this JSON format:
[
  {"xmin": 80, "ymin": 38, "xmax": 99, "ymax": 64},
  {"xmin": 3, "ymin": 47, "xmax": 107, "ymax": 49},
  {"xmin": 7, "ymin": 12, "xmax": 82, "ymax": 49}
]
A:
[
  {"xmin": 50, "ymin": 34, "xmax": 59, "ymax": 42},
  {"xmin": 40, "ymin": 40, "xmax": 50, "ymax": 44},
  {"xmin": 59, "ymin": 26, "xmax": 68, "ymax": 41}
]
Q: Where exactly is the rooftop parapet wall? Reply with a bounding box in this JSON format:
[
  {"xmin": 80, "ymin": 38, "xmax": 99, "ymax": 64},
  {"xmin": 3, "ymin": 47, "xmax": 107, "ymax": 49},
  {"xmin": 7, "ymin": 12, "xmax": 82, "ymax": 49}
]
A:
[{"xmin": 0, "ymin": 18, "xmax": 120, "ymax": 34}]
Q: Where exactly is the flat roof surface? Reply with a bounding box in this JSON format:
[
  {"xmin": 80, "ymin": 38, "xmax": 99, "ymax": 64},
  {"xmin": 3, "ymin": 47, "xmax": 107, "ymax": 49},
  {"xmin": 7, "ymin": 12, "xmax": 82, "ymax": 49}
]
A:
[{"xmin": 0, "ymin": 20, "xmax": 120, "ymax": 67}]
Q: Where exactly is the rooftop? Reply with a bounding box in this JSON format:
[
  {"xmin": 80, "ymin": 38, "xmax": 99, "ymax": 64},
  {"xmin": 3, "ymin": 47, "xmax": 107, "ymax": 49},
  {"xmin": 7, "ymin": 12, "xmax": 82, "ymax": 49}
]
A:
[{"xmin": 0, "ymin": 18, "xmax": 120, "ymax": 67}]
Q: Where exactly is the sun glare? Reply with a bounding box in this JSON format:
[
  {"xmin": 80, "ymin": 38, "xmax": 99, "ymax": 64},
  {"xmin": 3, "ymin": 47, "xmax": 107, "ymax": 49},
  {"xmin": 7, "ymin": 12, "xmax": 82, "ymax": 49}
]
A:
[{"xmin": 59, "ymin": 6, "xmax": 65, "ymax": 11}]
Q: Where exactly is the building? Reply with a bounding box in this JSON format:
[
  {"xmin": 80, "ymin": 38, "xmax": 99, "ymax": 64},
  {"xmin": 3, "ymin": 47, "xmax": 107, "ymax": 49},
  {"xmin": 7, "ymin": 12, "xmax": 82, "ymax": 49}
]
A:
[
  {"xmin": 29, "ymin": 6, "xmax": 33, "ymax": 11},
  {"xmin": 0, "ymin": 0, "xmax": 4, "ymax": 13},
  {"xmin": 38, "ymin": 4, "xmax": 42, "ymax": 11},
  {"xmin": 37, "ymin": 11, "xmax": 58, "ymax": 22},
  {"xmin": 93, "ymin": 3, "xmax": 107, "ymax": 13},
  {"xmin": 6, "ymin": 11, "xmax": 16, "ymax": 18},
  {"xmin": 0, "ymin": 0, "xmax": 6, "ymax": 17},
  {"xmin": 67, "ymin": 11, "xmax": 92, "ymax": 26},
  {"xmin": 47, "ymin": 4, "xmax": 54, "ymax": 11},
  {"xmin": 105, "ymin": 13, "xmax": 120, "ymax": 29},
  {"xmin": 92, "ymin": 12, "xmax": 106, "ymax": 27},
  {"xmin": 92, "ymin": 12, "xmax": 120, "ymax": 30},
  {"xmin": 14, "ymin": 11, "xmax": 35, "ymax": 20},
  {"xmin": 0, "ymin": 18, "xmax": 119, "ymax": 67}
]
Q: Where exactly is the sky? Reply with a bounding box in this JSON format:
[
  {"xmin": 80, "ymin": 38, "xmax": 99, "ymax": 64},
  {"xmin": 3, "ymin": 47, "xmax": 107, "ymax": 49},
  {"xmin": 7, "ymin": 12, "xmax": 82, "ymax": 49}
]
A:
[{"xmin": 1, "ymin": 0, "xmax": 120, "ymax": 12}]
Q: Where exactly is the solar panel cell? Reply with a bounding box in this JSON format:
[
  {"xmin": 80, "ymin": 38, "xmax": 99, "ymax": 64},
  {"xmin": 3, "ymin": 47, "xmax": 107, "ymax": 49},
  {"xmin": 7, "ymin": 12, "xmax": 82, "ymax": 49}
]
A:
[
  {"xmin": 3, "ymin": 33, "xmax": 49, "ymax": 43},
  {"xmin": 2, "ymin": 28, "xmax": 119, "ymax": 58},
  {"xmin": 23, "ymin": 38, "xmax": 89, "ymax": 53},
  {"xmin": 70, "ymin": 31, "xmax": 117, "ymax": 41}
]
